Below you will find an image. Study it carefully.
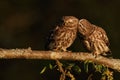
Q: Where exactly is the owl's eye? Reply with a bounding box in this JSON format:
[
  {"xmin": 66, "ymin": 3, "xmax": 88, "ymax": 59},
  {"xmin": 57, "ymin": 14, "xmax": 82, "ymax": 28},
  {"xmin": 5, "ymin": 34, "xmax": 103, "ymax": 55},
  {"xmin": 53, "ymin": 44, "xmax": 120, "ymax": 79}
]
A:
[{"xmin": 65, "ymin": 19, "xmax": 73, "ymax": 24}]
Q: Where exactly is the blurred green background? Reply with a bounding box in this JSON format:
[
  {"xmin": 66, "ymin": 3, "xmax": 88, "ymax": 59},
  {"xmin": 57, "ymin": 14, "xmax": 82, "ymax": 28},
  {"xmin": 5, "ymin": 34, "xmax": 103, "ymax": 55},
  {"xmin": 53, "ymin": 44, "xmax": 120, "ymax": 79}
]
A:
[{"xmin": 0, "ymin": 0, "xmax": 120, "ymax": 80}]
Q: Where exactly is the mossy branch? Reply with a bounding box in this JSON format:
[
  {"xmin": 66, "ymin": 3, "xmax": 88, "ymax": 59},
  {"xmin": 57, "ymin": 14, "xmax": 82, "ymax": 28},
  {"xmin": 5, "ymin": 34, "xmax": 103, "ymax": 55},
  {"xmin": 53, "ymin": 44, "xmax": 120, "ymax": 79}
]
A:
[{"xmin": 0, "ymin": 48, "xmax": 120, "ymax": 72}]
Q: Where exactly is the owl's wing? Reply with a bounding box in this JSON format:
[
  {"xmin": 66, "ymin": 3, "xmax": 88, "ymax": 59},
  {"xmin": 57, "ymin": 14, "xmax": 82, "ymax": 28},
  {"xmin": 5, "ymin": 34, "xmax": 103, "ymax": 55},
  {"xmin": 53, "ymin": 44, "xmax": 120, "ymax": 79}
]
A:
[
  {"xmin": 52, "ymin": 26, "xmax": 65, "ymax": 40},
  {"xmin": 45, "ymin": 26, "xmax": 60, "ymax": 50},
  {"xmin": 98, "ymin": 27, "xmax": 110, "ymax": 46},
  {"xmin": 46, "ymin": 26, "xmax": 64, "ymax": 49},
  {"xmin": 103, "ymin": 32, "xmax": 110, "ymax": 46},
  {"xmin": 48, "ymin": 26, "xmax": 58, "ymax": 39}
]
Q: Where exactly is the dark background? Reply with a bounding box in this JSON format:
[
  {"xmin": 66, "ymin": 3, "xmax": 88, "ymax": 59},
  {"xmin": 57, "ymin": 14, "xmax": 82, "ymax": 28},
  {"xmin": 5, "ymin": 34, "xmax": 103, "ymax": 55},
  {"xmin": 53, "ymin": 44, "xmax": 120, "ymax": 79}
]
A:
[{"xmin": 0, "ymin": 0, "xmax": 120, "ymax": 80}]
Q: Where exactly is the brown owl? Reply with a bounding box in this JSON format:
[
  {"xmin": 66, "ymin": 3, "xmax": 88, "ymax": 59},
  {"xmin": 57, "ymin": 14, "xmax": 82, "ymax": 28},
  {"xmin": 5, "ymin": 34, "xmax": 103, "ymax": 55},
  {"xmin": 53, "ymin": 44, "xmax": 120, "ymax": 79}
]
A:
[
  {"xmin": 78, "ymin": 19, "xmax": 111, "ymax": 57},
  {"xmin": 46, "ymin": 16, "xmax": 79, "ymax": 80},
  {"xmin": 47, "ymin": 16, "xmax": 79, "ymax": 51}
]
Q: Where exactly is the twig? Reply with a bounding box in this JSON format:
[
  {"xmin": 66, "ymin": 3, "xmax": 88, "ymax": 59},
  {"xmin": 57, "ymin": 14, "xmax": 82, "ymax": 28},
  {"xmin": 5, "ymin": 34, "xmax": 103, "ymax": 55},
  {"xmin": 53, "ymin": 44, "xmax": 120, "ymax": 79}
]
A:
[
  {"xmin": 66, "ymin": 71, "xmax": 75, "ymax": 80},
  {"xmin": 56, "ymin": 60, "xmax": 66, "ymax": 80},
  {"xmin": 0, "ymin": 48, "xmax": 120, "ymax": 72}
]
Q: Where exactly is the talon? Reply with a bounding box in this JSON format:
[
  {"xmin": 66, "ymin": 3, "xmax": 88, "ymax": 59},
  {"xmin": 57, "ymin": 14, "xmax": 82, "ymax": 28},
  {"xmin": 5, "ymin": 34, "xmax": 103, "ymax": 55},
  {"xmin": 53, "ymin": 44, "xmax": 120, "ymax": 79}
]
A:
[
  {"xmin": 92, "ymin": 52, "xmax": 98, "ymax": 58},
  {"xmin": 67, "ymin": 50, "xmax": 71, "ymax": 52}
]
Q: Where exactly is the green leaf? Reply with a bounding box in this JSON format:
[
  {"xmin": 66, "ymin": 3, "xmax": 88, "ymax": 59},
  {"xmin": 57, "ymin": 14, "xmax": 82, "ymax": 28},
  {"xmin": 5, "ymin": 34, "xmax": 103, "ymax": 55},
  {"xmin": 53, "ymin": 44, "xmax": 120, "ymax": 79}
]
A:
[
  {"xmin": 40, "ymin": 67, "xmax": 47, "ymax": 74},
  {"xmin": 72, "ymin": 65, "xmax": 81, "ymax": 73},
  {"xmin": 84, "ymin": 61, "xmax": 89, "ymax": 73},
  {"xmin": 94, "ymin": 64, "xmax": 106, "ymax": 73},
  {"xmin": 49, "ymin": 64, "xmax": 53, "ymax": 69},
  {"xmin": 94, "ymin": 64, "xmax": 102, "ymax": 73}
]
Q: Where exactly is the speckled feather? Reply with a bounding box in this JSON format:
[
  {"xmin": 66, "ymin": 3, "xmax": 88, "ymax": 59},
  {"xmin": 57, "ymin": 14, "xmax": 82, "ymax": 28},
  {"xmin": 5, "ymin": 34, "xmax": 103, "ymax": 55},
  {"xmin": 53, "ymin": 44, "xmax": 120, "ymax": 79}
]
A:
[{"xmin": 47, "ymin": 16, "xmax": 79, "ymax": 51}]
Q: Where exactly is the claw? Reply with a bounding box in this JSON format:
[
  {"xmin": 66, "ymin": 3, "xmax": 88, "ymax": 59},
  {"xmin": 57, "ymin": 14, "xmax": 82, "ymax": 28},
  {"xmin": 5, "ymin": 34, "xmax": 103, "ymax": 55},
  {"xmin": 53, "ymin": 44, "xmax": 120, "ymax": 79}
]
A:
[{"xmin": 92, "ymin": 52, "xmax": 98, "ymax": 58}]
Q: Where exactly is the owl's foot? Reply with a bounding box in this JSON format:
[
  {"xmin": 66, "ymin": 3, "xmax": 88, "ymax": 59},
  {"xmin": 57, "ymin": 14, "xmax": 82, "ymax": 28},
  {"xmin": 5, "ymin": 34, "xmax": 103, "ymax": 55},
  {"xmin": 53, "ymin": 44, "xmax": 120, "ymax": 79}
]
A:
[
  {"xmin": 61, "ymin": 48, "xmax": 71, "ymax": 52},
  {"xmin": 66, "ymin": 50, "xmax": 71, "ymax": 52},
  {"xmin": 101, "ymin": 51, "xmax": 112, "ymax": 58},
  {"xmin": 92, "ymin": 52, "xmax": 98, "ymax": 58}
]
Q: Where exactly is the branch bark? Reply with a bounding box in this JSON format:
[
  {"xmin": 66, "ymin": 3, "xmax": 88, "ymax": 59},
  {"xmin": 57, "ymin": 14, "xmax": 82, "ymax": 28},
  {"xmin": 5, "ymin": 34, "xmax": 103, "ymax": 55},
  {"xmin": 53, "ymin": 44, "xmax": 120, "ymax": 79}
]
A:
[{"xmin": 0, "ymin": 48, "xmax": 120, "ymax": 72}]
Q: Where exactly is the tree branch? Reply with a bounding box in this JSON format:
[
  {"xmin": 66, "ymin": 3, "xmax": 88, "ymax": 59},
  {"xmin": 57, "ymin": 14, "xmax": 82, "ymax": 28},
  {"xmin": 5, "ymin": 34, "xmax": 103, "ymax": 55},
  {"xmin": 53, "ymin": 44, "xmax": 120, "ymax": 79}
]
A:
[{"xmin": 0, "ymin": 48, "xmax": 120, "ymax": 72}]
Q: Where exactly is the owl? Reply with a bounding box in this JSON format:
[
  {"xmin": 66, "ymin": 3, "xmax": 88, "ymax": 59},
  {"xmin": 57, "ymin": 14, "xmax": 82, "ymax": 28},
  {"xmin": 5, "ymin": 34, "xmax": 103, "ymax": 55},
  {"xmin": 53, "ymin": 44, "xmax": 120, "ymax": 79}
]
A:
[
  {"xmin": 47, "ymin": 16, "xmax": 79, "ymax": 52},
  {"xmin": 78, "ymin": 19, "xmax": 111, "ymax": 57}
]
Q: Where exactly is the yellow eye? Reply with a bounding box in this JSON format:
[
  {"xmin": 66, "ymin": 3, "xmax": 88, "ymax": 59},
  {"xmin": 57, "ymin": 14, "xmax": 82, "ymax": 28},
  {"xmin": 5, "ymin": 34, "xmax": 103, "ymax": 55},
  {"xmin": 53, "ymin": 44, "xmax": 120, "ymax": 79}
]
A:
[{"xmin": 65, "ymin": 19, "xmax": 73, "ymax": 24}]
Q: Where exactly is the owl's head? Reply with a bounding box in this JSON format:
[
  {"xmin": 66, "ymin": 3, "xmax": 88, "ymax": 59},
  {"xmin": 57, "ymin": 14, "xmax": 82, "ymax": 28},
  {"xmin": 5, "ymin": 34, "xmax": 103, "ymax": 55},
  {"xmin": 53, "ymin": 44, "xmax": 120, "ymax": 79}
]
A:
[
  {"xmin": 78, "ymin": 19, "xmax": 94, "ymax": 36},
  {"xmin": 62, "ymin": 16, "xmax": 79, "ymax": 28}
]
